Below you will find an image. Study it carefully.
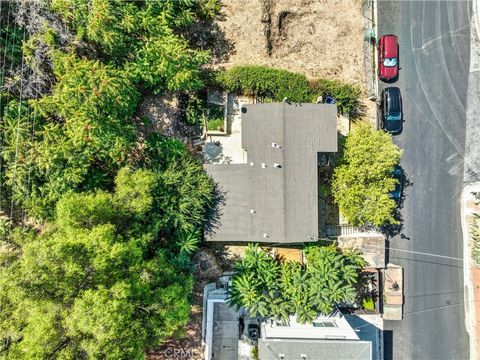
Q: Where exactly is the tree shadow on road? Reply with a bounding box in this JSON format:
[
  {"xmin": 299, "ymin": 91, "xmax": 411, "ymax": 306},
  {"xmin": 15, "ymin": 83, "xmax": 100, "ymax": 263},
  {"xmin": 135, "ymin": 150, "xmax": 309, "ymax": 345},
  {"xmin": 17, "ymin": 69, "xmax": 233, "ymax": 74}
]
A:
[{"xmin": 380, "ymin": 167, "xmax": 413, "ymax": 241}]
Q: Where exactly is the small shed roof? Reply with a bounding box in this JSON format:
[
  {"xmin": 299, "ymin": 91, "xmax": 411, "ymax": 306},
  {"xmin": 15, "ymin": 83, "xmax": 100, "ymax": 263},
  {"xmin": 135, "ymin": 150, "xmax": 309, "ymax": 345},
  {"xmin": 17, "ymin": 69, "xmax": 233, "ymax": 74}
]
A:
[{"xmin": 211, "ymin": 302, "xmax": 239, "ymax": 360}]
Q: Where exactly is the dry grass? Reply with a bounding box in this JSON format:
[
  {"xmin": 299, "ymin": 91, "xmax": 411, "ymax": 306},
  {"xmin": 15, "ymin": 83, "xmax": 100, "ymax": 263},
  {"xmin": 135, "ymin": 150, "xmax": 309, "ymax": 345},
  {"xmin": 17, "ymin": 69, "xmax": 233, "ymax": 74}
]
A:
[
  {"xmin": 212, "ymin": 0, "xmax": 376, "ymax": 120},
  {"xmin": 214, "ymin": 0, "xmax": 366, "ymax": 87}
]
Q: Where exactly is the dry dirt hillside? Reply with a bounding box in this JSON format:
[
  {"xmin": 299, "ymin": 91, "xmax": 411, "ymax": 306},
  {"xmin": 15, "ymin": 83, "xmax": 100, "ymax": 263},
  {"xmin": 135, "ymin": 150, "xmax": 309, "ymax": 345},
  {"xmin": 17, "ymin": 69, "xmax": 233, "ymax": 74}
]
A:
[{"xmin": 214, "ymin": 0, "xmax": 367, "ymax": 88}]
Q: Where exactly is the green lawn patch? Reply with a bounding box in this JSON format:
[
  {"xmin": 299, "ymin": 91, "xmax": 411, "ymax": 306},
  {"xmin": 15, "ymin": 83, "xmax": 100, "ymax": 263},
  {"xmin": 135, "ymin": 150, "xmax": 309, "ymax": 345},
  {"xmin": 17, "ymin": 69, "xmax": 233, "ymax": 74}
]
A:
[
  {"xmin": 206, "ymin": 103, "xmax": 225, "ymax": 132},
  {"xmin": 207, "ymin": 117, "xmax": 224, "ymax": 131}
]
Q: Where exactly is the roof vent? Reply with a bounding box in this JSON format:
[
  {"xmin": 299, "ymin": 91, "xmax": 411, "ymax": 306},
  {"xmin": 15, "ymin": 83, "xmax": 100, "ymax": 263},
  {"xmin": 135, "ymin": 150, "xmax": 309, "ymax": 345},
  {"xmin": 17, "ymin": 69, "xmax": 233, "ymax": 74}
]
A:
[
  {"xmin": 301, "ymin": 355, "xmax": 307, "ymax": 359},
  {"xmin": 261, "ymin": 163, "xmax": 267, "ymax": 168},
  {"xmin": 272, "ymin": 142, "xmax": 281, "ymax": 148},
  {"xmin": 249, "ymin": 162, "xmax": 255, "ymax": 166},
  {"xmin": 250, "ymin": 209, "xmax": 256, "ymax": 214},
  {"xmin": 273, "ymin": 163, "xmax": 281, "ymax": 168},
  {"xmin": 263, "ymin": 233, "xmax": 269, "ymax": 238},
  {"xmin": 279, "ymin": 355, "xmax": 285, "ymax": 359}
]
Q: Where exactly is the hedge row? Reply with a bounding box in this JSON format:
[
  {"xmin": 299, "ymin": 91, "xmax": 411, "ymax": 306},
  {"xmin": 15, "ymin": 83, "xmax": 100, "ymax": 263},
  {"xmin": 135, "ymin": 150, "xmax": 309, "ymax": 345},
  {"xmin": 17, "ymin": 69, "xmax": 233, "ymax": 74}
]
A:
[
  {"xmin": 218, "ymin": 66, "xmax": 313, "ymax": 102},
  {"xmin": 309, "ymin": 78, "xmax": 363, "ymax": 117},
  {"xmin": 216, "ymin": 65, "xmax": 362, "ymax": 117}
]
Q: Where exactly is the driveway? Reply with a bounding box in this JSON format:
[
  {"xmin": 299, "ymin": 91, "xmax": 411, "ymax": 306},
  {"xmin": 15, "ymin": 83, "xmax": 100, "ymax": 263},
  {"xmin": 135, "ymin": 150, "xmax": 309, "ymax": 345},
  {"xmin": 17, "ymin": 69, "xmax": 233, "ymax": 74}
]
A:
[{"xmin": 378, "ymin": 1, "xmax": 471, "ymax": 359}]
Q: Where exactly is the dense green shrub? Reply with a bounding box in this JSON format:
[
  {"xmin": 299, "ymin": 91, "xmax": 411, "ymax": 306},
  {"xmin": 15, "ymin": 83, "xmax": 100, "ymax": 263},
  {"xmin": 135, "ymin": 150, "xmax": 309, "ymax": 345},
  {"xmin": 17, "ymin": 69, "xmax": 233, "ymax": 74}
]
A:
[
  {"xmin": 218, "ymin": 65, "xmax": 363, "ymax": 116},
  {"xmin": 310, "ymin": 78, "xmax": 363, "ymax": 117},
  {"xmin": 181, "ymin": 93, "xmax": 206, "ymax": 126},
  {"xmin": 219, "ymin": 65, "xmax": 313, "ymax": 102}
]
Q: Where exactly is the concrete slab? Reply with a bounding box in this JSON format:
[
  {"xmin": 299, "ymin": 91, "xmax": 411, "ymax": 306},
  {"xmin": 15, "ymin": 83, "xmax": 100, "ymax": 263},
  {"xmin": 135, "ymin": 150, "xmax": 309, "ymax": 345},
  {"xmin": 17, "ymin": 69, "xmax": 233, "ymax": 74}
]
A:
[
  {"xmin": 203, "ymin": 95, "xmax": 251, "ymax": 164},
  {"xmin": 338, "ymin": 233, "xmax": 385, "ymax": 268}
]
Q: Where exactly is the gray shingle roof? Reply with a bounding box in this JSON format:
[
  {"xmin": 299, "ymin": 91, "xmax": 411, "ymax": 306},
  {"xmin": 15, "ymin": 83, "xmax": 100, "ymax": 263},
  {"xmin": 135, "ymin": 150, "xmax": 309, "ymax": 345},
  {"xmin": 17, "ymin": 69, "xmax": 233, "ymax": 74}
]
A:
[
  {"xmin": 211, "ymin": 302, "xmax": 239, "ymax": 360},
  {"xmin": 258, "ymin": 339, "xmax": 372, "ymax": 360},
  {"xmin": 205, "ymin": 103, "xmax": 337, "ymax": 243}
]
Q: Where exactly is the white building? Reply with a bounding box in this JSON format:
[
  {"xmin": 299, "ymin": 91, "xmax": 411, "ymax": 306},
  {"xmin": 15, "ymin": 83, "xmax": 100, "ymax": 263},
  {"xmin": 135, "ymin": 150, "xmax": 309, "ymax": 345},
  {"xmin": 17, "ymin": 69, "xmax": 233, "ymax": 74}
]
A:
[
  {"xmin": 259, "ymin": 311, "xmax": 373, "ymax": 359},
  {"xmin": 203, "ymin": 283, "xmax": 377, "ymax": 360}
]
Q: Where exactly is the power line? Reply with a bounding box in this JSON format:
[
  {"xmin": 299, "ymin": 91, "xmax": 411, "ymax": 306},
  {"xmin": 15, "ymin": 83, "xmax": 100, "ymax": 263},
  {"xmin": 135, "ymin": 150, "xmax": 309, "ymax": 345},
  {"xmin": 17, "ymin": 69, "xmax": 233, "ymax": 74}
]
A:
[
  {"xmin": 385, "ymin": 246, "xmax": 462, "ymax": 262},
  {"xmin": 265, "ymin": 236, "xmax": 463, "ymax": 262}
]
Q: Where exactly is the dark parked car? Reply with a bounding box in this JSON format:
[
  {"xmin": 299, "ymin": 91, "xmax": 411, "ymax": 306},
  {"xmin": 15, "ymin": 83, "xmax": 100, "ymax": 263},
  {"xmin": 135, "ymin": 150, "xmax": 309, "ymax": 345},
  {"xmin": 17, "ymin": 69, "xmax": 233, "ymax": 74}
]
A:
[
  {"xmin": 381, "ymin": 87, "xmax": 403, "ymax": 135},
  {"xmin": 378, "ymin": 34, "xmax": 399, "ymax": 81},
  {"xmin": 390, "ymin": 166, "xmax": 404, "ymax": 204}
]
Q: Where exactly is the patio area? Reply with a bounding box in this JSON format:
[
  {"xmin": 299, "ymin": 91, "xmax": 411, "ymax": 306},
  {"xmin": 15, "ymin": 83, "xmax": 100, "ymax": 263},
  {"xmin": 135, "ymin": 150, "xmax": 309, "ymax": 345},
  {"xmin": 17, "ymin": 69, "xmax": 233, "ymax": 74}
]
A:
[{"xmin": 203, "ymin": 94, "xmax": 251, "ymax": 164}]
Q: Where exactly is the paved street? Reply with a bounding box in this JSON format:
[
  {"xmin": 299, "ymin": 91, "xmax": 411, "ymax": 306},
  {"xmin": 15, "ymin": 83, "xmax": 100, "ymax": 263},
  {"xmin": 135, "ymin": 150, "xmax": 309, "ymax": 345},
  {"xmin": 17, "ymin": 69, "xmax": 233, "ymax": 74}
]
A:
[{"xmin": 378, "ymin": 1, "xmax": 472, "ymax": 359}]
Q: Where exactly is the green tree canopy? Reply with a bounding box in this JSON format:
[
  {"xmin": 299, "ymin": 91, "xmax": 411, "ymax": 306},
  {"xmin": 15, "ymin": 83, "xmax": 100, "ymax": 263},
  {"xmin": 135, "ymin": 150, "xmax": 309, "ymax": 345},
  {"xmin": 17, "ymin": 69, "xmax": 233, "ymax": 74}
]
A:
[
  {"xmin": 0, "ymin": 55, "xmax": 139, "ymax": 219},
  {"xmin": 227, "ymin": 244, "xmax": 365, "ymax": 323},
  {"xmin": 0, "ymin": 2, "xmax": 217, "ymax": 358},
  {"xmin": 332, "ymin": 122, "xmax": 403, "ymax": 227},
  {"xmin": 50, "ymin": 0, "xmax": 218, "ymax": 93},
  {"xmin": 0, "ymin": 166, "xmax": 212, "ymax": 359}
]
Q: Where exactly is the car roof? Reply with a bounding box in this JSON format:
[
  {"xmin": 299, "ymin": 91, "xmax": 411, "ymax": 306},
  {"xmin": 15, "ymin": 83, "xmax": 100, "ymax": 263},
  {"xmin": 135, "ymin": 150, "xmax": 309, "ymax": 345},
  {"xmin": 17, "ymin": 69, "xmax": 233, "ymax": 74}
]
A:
[
  {"xmin": 384, "ymin": 87, "xmax": 401, "ymax": 113},
  {"xmin": 393, "ymin": 165, "xmax": 403, "ymax": 175},
  {"xmin": 382, "ymin": 35, "xmax": 398, "ymax": 57}
]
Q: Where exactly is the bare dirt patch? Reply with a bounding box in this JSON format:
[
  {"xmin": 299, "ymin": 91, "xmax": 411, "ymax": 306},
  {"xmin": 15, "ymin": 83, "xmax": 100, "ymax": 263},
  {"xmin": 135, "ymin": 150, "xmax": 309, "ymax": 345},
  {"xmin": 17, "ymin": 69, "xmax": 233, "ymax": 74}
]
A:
[
  {"xmin": 214, "ymin": 0, "xmax": 365, "ymax": 86},
  {"xmin": 213, "ymin": 0, "xmax": 376, "ymax": 119}
]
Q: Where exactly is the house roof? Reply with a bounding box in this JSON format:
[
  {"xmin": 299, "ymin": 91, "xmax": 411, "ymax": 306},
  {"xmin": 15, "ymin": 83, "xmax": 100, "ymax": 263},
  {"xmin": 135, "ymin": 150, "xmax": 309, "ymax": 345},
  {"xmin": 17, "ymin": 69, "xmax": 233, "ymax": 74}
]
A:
[
  {"xmin": 211, "ymin": 302, "xmax": 239, "ymax": 360},
  {"xmin": 258, "ymin": 339, "xmax": 372, "ymax": 360},
  {"xmin": 205, "ymin": 103, "xmax": 338, "ymax": 243}
]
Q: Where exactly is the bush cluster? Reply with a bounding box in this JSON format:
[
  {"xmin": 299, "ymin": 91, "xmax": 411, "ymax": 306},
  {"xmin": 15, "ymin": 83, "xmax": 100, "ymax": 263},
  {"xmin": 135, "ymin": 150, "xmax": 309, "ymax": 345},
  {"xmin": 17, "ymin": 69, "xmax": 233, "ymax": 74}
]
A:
[
  {"xmin": 471, "ymin": 214, "xmax": 480, "ymax": 266},
  {"xmin": 218, "ymin": 66, "xmax": 312, "ymax": 102},
  {"xmin": 310, "ymin": 78, "xmax": 363, "ymax": 117},
  {"xmin": 217, "ymin": 65, "xmax": 362, "ymax": 116}
]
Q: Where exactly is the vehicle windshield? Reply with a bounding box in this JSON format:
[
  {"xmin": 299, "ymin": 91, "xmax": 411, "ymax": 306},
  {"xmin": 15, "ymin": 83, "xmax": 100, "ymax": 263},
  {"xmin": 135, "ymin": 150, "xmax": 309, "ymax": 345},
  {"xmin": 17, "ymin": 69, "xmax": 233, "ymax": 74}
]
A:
[
  {"xmin": 387, "ymin": 113, "xmax": 401, "ymax": 121},
  {"xmin": 383, "ymin": 58, "xmax": 398, "ymax": 67}
]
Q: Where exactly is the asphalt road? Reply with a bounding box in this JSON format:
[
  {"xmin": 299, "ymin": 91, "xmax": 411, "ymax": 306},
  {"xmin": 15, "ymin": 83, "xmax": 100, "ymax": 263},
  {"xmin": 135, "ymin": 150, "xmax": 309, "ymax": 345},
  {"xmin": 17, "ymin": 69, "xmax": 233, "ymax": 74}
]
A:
[{"xmin": 378, "ymin": 1, "xmax": 472, "ymax": 359}]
